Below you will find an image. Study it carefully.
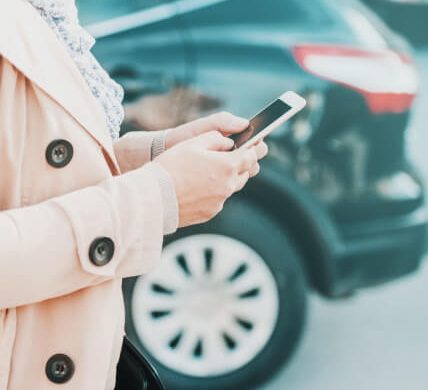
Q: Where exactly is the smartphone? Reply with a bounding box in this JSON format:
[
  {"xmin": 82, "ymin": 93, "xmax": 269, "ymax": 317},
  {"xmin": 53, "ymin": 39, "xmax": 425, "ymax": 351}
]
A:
[{"xmin": 231, "ymin": 91, "xmax": 306, "ymax": 148}]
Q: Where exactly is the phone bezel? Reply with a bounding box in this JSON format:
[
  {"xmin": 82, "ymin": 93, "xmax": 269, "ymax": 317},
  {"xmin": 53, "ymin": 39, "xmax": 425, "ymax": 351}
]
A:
[{"xmin": 238, "ymin": 91, "xmax": 306, "ymax": 149}]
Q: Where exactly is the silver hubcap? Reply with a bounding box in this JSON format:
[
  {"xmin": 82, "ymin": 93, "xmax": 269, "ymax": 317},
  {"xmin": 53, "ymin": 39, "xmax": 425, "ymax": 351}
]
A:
[{"xmin": 131, "ymin": 234, "xmax": 280, "ymax": 377}]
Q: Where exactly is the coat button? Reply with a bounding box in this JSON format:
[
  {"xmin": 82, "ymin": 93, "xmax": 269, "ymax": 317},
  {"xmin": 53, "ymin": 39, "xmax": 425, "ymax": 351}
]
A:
[
  {"xmin": 45, "ymin": 354, "xmax": 75, "ymax": 384},
  {"xmin": 89, "ymin": 237, "xmax": 115, "ymax": 266},
  {"xmin": 46, "ymin": 139, "xmax": 73, "ymax": 168}
]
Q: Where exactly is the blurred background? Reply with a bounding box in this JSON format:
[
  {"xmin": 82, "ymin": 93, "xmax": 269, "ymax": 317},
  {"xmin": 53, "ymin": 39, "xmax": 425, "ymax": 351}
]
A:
[{"xmin": 78, "ymin": 0, "xmax": 428, "ymax": 389}]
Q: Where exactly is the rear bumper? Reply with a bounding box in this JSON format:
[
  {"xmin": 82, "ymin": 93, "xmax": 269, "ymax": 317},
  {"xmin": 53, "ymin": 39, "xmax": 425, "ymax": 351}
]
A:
[{"xmin": 327, "ymin": 202, "xmax": 428, "ymax": 296}]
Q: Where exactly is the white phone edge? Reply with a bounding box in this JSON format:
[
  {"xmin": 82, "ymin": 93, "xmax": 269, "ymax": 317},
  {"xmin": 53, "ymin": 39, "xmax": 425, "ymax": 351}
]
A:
[{"xmin": 240, "ymin": 91, "xmax": 307, "ymax": 149}]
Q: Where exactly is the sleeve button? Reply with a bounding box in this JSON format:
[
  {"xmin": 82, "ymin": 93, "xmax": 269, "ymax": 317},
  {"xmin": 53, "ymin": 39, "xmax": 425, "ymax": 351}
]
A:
[
  {"xmin": 89, "ymin": 237, "xmax": 115, "ymax": 266},
  {"xmin": 45, "ymin": 354, "xmax": 75, "ymax": 384}
]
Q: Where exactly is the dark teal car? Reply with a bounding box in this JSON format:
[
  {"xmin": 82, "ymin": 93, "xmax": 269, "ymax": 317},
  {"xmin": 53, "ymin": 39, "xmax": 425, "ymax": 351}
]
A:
[{"xmin": 79, "ymin": 0, "xmax": 428, "ymax": 389}]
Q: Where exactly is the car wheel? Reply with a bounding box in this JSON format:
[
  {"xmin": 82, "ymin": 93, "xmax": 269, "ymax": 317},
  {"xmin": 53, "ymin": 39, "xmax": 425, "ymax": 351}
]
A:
[{"xmin": 123, "ymin": 198, "xmax": 307, "ymax": 390}]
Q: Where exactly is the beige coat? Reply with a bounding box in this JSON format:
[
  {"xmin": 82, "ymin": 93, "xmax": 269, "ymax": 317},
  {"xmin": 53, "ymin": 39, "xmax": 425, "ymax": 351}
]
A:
[{"xmin": 0, "ymin": 0, "xmax": 168, "ymax": 388}]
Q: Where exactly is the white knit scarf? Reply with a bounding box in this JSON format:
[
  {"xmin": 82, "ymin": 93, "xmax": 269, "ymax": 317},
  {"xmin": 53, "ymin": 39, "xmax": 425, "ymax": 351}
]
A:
[{"xmin": 27, "ymin": 0, "xmax": 125, "ymax": 140}]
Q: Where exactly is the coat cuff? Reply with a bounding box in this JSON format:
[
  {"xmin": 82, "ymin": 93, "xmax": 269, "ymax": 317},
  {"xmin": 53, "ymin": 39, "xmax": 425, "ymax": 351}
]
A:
[
  {"xmin": 52, "ymin": 163, "xmax": 165, "ymax": 278},
  {"xmin": 150, "ymin": 162, "xmax": 179, "ymax": 235},
  {"xmin": 113, "ymin": 130, "xmax": 169, "ymax": 173},
  {"xmin": 150, "ymin": 129, "xmax": 169, "ymax": 160}
]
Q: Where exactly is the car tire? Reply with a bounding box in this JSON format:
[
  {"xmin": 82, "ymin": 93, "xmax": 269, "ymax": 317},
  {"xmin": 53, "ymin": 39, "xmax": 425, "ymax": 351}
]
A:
[{"xmin": 123, "ymin": 197, "xmax": 307, "ymax": 390}]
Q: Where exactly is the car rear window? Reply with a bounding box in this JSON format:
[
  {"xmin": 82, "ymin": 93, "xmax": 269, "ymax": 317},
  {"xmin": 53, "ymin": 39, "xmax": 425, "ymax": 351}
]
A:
[
  {"xmin": 77, "ymin": 0, "xmax": 333, "ymax": 26},
  {"xmin": 76, "ymin": 0, "xmax": 163, "ymax": 25},
  {"xmin": 189, "ymin": 0, "xmax": 333, "ymax": 26}
]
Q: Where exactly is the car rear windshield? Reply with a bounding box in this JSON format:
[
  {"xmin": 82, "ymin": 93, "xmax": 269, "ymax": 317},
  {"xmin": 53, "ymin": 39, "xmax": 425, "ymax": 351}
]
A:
[
  {"xmin": 188, "ymin": 0, "xmax": 334, "ymax": 26},
  {"xmin": 77, "ymin": 0, "xmax": 334, "ymax": 27},
  {"xmin": 76, "ymin": 0, "xmax": 163, "ymax": 25}
]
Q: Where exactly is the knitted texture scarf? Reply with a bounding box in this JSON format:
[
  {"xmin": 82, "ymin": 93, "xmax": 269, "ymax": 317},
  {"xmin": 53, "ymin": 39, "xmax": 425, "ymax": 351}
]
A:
[{"xmin": 27, "ymin": 0, "xmax": 124, "ymax": 139}]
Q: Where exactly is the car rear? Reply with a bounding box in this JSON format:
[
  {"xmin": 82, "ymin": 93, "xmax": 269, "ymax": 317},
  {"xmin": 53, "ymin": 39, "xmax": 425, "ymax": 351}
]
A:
[{"xmin": 272, "ymin": 0, "xmax": 428, "ymax": 293}]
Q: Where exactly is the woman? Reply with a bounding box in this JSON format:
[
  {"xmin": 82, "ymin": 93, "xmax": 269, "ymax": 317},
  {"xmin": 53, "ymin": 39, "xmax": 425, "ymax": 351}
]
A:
[{"xmin": 0, "ymin": 0, "xmax": 267, "ymax": 389}]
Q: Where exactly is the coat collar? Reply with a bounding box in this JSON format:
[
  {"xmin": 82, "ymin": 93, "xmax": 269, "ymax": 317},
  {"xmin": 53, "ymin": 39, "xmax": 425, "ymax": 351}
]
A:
[{"xmin": 0, "ymin": 0, "xmax": 120, "ymax": 172}]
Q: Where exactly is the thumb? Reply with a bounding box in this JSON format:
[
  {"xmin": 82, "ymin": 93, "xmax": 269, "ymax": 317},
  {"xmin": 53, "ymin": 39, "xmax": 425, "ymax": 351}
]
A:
[
  {"xmin": 193, "ymin": 130, "xmax": 235, "ymax": 151},
  {"xmin": 176, "ymin": 111, "xmax": 249, "ymax": 136}
]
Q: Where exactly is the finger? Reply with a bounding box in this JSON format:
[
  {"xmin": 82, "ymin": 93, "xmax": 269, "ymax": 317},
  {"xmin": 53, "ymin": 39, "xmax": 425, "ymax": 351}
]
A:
[
  {"xmin": 211, "ymin": 111, "xmax": 249, "ymax": 134},
  {"xmin": 177, "ymin": 112, "xmax": 249, "ymax": 136},
  {"xmin": 249, "ymin": 163, "xmax": 260, "ymax": 178},
  {"xmin": 233, "ymin": 171, "xmax": 251, "ymax": 193},
  {"xmin": 231, "ymin": 147, "xmax": 258, "ymax": 173},
  {"xmin": 254, "ymin": 141, "xmax": 269, "ymax": 160},
  {"xmin": 193, "ymin": 130, "xmax": 235, "ymax": 151}
]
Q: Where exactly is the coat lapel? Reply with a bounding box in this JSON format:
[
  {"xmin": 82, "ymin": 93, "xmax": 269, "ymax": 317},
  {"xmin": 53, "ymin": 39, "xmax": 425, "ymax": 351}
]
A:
[{"xmin": 0, "ymin": 0, "xmax": 120, "ymax": 172}]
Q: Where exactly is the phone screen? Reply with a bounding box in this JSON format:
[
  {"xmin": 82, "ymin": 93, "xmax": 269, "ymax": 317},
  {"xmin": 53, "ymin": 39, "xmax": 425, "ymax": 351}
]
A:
[{"xmin": 231, "ymin": 99, "xmax": 292, "ymax": 148}]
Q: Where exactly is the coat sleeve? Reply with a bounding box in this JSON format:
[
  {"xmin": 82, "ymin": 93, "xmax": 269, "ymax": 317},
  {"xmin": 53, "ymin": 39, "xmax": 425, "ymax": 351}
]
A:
[
  {"xmin": 113, "ymin": 130, "xmax": 168, "ymax": 173},
  {"xmin": 0, "ymin": 163, "xmax": 166, "ymax": 310}
]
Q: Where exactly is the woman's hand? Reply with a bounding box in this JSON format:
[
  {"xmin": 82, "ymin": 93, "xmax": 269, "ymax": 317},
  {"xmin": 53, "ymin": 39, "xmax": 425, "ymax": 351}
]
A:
[
  {"xmin": 155, "ymin": 131, "xmax": 268, "ymax": 228},
  {"xmin": 165, "ymin": 111, "xmax": 250, "ymax": 149}
]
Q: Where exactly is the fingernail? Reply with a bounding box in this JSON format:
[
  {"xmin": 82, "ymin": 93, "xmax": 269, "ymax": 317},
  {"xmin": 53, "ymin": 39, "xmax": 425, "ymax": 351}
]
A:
[{"xmin": 229, "ymin": 116, "xmax": 249, "ymax": 129}]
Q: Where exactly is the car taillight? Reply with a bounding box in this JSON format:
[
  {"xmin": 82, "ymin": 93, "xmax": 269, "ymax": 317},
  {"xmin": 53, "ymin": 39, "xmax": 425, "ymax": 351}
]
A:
[{"xmin": 292, "ymin": 44, "xmax": 419, "ymax": 114}]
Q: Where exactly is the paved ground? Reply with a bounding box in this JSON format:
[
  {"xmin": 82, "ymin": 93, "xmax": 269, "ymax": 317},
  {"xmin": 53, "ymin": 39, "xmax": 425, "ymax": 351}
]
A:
[{"xmin": 263, "ymin": 49, "xmax": 428, "ymax": 390}]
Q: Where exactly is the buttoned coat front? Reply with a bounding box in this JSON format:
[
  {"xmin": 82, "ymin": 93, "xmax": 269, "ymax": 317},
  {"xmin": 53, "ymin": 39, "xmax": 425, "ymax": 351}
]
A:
[{"xmin": 0, "ymin": 1, "xmax": 167, "ymax": 388}]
